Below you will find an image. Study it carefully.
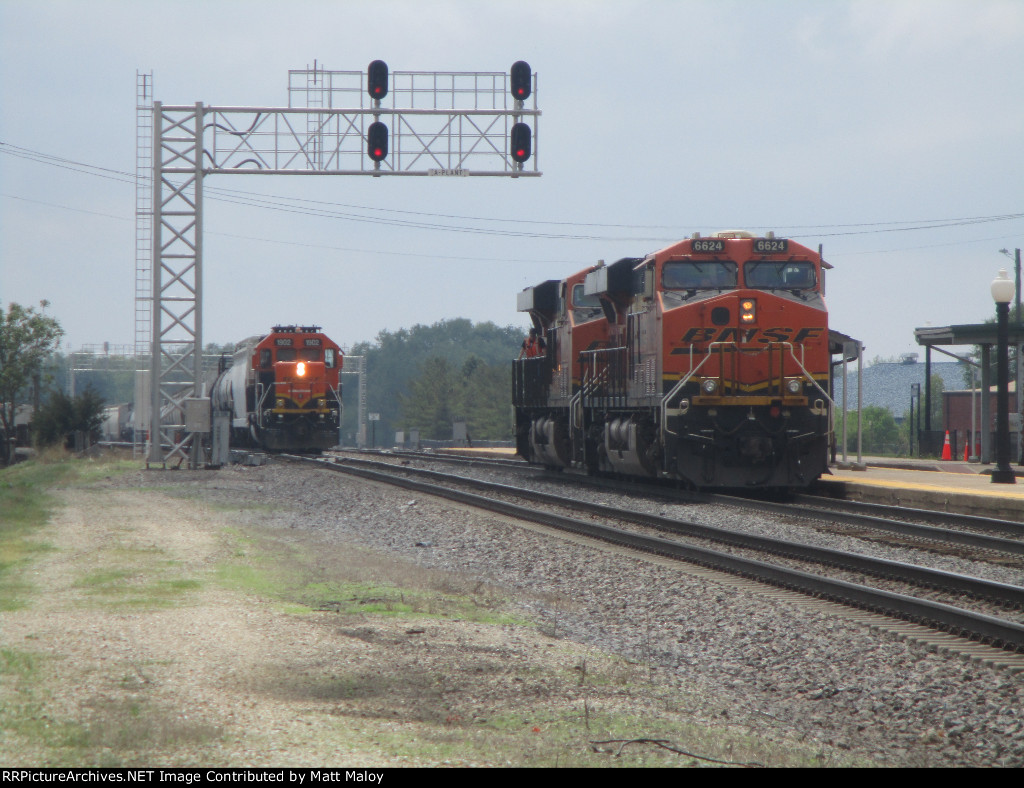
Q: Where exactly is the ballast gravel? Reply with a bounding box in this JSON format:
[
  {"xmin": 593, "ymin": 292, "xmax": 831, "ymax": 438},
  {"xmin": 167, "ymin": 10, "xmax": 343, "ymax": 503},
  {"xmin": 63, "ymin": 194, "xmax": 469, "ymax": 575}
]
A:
[{"xmin": 180, "ymin": 459, "xmax": 1024, "ymax": 767}]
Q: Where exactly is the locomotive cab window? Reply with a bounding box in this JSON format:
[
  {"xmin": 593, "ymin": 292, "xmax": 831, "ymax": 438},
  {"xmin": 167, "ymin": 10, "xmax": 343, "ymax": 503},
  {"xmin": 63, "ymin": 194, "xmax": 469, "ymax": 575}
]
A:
[
  {"xmin": 571, "ymin": 284, "xmax": 604, "ymax": 322},
  {"xmin": 745, "ymin": 261, "xmax": 816, "ymax": 291},
  {"xmin": 324, "ymin": 348, "xmax": 336, "ymax": 369},
  {"xmin": 276, "ymin": 348, "xmax": 297, "ymax": 362},
  {"xmin": 299, "ymin": 347, "xmax": 321, "ymax": 362},
  {"xmin": 259, "ymin": 349, "xmax": 271, "ymax": 368},
  {"xmin": 661, "ymin": 261, "xmax": 737, "ymax": 291}
]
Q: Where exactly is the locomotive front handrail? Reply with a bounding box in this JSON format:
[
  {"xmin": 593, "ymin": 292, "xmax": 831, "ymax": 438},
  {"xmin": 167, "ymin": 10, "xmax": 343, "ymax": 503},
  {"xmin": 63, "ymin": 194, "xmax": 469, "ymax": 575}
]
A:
[{"xmin": 660, "ymin": 348, "xmax": 714, "ymax": 437}]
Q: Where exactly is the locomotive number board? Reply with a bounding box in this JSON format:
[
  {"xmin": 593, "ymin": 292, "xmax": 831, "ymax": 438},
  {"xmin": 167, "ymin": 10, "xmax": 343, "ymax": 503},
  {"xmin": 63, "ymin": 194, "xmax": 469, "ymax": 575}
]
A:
[
  {"xmin": 692, "ymin": 239, "xmax": 725, "ymax": 253},
  {"xmin": 304, "ymin": 338, "xmax": 321, "ymax": 347},
  {"xmin": 275, "ymin": 338, "xmax": 293, "ymax": 346},
  {"xmin": 754, "ymin": 239, "xmax": 789, "ymax": 253}
]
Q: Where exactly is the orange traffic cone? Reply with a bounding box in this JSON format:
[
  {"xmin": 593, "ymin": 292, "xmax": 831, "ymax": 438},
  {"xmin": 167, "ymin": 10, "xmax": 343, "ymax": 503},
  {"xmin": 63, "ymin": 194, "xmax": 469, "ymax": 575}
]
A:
[{"xmin": 941, "ymin": 431, "xmax": 952, "ymax": 460}]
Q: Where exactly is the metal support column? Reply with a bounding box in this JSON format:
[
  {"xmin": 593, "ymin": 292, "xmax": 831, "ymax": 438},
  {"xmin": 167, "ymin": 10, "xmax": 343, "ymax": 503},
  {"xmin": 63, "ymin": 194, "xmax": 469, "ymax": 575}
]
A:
[{"xmin": 148, "ymin": 102, "xmax": 204, "ymax": 467}]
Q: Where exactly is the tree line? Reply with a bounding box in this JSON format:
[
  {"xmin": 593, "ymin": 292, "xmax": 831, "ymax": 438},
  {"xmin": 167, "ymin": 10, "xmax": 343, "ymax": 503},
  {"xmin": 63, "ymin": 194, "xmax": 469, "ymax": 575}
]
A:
[
  {"xmin": 343, "ymin": 318, "xmax": 524, "ymax": 444},
  {"xmin": 0, "ymin": 302, "xmax": 107, "ymax": 462}
]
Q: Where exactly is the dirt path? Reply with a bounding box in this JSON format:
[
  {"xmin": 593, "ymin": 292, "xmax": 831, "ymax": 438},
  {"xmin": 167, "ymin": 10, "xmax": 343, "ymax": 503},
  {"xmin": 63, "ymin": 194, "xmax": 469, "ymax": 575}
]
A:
[{"xmin": 2, "ymin": 475, "xmax": 803, "ymax": 768}]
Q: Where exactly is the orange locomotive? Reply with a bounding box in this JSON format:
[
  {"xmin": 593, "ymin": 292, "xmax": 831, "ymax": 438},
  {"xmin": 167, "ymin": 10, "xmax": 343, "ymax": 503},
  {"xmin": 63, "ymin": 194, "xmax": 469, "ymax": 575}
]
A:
[
  {"xmin": 513, "ymin": 232, "xmax": 832, "ymax": 489},
  {"xmin": 209, "ymin": 325, "xmax": 343, "ymax": 452}
]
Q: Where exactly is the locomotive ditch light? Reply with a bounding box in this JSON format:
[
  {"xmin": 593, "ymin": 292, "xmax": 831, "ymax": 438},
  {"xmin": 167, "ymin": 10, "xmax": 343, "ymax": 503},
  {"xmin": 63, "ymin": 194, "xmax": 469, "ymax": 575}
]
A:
[
  {"xmin": 785, "ymin": 378, "xmax": 802, "ymax": 395},
  {"xmin": 701, "ymin": 378, "xmax": 719, "ymax": 395},
  {"xmin": 740, "ymin": 298, "xmax": 756, "ymax": 324}
]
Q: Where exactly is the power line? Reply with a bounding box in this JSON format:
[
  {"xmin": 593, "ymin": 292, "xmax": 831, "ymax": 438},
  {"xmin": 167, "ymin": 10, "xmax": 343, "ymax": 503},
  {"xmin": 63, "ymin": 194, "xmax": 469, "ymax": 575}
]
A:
[{"xmin": 2, "ymin": 139, "xmax": 1023, "ymax": 244}]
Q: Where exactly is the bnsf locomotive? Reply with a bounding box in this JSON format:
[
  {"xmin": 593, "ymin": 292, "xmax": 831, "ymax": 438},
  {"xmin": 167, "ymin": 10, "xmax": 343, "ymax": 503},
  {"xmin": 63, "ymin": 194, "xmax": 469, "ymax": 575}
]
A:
[
  {"xmin": 513, "ymin": 232, "xmax": 832, "ymax": 489},
  {"xmin": 207, "ymin": 325, "xmax": 343, "ymax": 452}
]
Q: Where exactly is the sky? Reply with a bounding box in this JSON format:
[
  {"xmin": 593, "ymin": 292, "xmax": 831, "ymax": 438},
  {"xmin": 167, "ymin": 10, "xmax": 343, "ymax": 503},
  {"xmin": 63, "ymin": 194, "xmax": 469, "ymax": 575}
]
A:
[{"xmin": 1, "ymin": 0, "xmax": 1022, "ymax": 364}]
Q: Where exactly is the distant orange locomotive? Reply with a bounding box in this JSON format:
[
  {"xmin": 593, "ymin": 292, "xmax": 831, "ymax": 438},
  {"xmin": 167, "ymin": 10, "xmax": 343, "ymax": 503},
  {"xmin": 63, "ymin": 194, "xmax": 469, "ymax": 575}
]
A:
[
  {"xmin": 513, "ymin": 232, "xmax": 832, "ymax": 489},
  {"xmin": 209, "ymin": 325, "xmax": 343, "ymax": 452}
]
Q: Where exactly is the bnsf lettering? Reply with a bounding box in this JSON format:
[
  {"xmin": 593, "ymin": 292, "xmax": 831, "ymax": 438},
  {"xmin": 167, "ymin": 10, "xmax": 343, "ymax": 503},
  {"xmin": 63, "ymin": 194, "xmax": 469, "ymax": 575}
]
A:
[{"xmin": 680, "ymin": 327, "xmax": 824, "ymax": 344}]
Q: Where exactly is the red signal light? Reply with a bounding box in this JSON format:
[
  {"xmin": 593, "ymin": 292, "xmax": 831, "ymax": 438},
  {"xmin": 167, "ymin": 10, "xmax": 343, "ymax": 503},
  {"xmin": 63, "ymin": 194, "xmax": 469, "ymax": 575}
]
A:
[
  {"xmin": 510, "ymin": 61, "xmax": 531, "ymax": 101},
  {"xmin": 367, "ymin": 121, "xmax": 388, "ymax": 162},
  {"xmin": 510, "ymin": 122, "xmax": 531, "ymax": 164},
  {"xmin": 367, "ymin": 60, "xmax": 389, "ymax": 100}
]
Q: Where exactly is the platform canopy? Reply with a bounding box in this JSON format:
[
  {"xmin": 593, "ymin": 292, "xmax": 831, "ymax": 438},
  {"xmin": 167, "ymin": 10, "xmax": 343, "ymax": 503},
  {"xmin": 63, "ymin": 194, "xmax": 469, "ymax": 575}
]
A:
[
  {"xmin": 915, "ymin": 323, "xmax": 1024, "ymax": 349},
  {"xmin": 914, "ymin": 321, "xmax": 1024, "ymax": 465}
]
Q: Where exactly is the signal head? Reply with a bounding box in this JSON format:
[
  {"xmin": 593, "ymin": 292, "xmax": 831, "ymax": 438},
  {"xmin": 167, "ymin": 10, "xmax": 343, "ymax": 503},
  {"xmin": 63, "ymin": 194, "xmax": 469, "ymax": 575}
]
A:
[
  {"xmin": 510, "ymin": 122, "xmax": 532, "ymax": 163},
  {"xmin": 367, "ymin": 121, "xmax": 389, "ymax": 162},
  {"xmin": 510, "ymin": 61, "xmax": 532, "ymax": 101},
  {"xmin": 367, "ymin": 59, "xmax": 389, "ymax": 100}
]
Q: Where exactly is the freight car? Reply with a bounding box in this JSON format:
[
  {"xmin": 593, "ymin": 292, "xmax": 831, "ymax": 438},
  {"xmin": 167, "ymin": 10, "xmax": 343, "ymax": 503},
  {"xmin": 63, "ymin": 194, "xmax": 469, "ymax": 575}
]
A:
[
  {"xmin": 512, "ymin": 232, "xmax": 832, "ymax": 490},
  {"xmin": 207, "ymin": 325, "xmax": 343, "ymax": 452}
]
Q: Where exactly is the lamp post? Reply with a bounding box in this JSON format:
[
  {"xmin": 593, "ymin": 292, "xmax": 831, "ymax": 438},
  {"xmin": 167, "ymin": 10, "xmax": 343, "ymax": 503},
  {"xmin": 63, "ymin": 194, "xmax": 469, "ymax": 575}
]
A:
[
  {"xmin": 910, "ymin": 383, "xmax": 920, "ymax": 457},
  {"xmin": 991, "ymin": 269, "xmax": 1017, "ymax": 484},
  {"xmin": 998, "ymin": 248, "xmax": 1022, "ymax": 464}
]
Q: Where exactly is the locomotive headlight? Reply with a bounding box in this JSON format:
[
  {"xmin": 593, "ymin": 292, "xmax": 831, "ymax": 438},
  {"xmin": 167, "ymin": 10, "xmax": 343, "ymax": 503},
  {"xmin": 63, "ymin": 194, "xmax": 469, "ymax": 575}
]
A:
[
  {"xmin": 297, "ymin": 362, "xmax": 307, "ymax": 377},
  {"xmin": 740, "ymin": 298, "xmax": 756, "ymax": 324},
  {"xmin": 701, "ymin": 378, "xmax": 719, "ymax": 395},
  {"xmin": 785, "ymin": 378, "xmax": 802, "ymax": 395}
]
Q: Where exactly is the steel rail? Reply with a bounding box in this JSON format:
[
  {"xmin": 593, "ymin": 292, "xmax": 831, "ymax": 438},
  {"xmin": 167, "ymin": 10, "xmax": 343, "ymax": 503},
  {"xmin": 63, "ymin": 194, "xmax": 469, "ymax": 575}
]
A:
[
  {"xmin": 329, "ymin": 456, "xmax": 1024, "ymax": 607},
  {"xmin": 368, "ymin": 450, "xmax": 1024, "ymax": 554},
  {"xmin": 706, "ymin": 493, "xmax": 1024, "ymax": 557},
  {"xmin": 287, "ymin": 455, "xmax": 1024, "ymax": 650},
  {"xmin": 793, "ymin": 493, "xmax": 1024, "ymax": 536}
]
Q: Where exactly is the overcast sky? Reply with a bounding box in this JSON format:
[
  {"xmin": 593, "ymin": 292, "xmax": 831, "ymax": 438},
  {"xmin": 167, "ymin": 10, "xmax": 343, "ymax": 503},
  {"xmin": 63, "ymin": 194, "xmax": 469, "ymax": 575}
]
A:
[{"xmin": 1, "ymin": 0, "xmax": 1022, "ymax": 363}]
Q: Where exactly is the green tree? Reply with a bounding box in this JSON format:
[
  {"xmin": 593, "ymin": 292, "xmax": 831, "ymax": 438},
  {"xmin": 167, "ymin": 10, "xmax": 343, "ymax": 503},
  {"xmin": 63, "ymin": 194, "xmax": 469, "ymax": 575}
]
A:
[
  {"xmin": 457, "ymin": 357, "xmax": 513, "ymax": 440},
  {"xmin": 398, "ymin": 354, "xmax": 514, "ymax": 442},
  {"xmin": 344, "ymin": 319, "xmax": 523, "ymax": 443},
  {"xmin": 0, "ymin": 301, "xmax": 64, "ymax": 461},
  {"xmin": 836, "ymin": 406, "xmax": 901, "ymax": 455},
  {"xmin": 399, "ymin": 356, "xmax": 456, "ymax": 439},
  {"xmin": 31, "ymin": 387, "xmax": 106, "ymax": 448}
]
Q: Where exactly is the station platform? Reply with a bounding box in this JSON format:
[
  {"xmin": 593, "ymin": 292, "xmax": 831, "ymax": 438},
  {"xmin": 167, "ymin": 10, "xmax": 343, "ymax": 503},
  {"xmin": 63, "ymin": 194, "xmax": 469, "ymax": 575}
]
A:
[
  {"xmin": 820, "ymin": 457, "xmax": 1024, "ymax": 522},
  {"xmin": 434, "ymin": 447, "xmax": 1024, "ymax": 523}
]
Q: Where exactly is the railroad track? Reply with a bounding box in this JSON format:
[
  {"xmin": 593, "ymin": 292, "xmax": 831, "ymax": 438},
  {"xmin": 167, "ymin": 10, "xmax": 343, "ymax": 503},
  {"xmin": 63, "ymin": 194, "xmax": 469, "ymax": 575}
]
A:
[
  {"xmin": 344, "ymin": 449, "xmax": 1024, "ymax": 567},
  {"xmin": 292, "ymin": 453, "xmax": 1024, "ymax": 656}
]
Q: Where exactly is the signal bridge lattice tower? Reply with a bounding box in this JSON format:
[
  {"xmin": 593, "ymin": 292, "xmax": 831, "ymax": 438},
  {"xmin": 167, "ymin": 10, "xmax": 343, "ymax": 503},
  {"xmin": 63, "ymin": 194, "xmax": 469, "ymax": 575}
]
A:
[{"xmin": 144, "ymin": 61, "xmax": 540, "ymax": 467}]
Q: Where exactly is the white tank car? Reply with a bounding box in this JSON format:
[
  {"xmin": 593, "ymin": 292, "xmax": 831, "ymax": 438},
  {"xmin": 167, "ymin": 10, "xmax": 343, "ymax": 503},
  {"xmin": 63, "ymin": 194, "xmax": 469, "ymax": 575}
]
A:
[{"xmin": 206, "ymin": 336, "xmax": 263, "ymax": 444}]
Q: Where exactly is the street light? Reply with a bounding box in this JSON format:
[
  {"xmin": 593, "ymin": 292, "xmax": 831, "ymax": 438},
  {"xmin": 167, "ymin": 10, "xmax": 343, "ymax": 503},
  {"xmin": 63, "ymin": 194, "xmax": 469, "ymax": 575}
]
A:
[
  {"xmin": 991, "ymin": 269, "xmax": 1016, "ymax": 483},
  {"xmin": 998, "ymin": 247, "xmax": 1022, "ymax": 465},
  {"xmin": 910, "ymin": 383, "xmax": 920, "ymax": 457}
]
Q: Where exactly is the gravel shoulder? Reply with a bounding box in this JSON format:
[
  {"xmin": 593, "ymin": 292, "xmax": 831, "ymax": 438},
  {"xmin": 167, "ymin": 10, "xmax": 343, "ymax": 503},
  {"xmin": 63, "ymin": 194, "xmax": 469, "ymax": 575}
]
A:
[{"xmin": 2, "ymin": 456, "xmax": 1023, "ymax": 767}]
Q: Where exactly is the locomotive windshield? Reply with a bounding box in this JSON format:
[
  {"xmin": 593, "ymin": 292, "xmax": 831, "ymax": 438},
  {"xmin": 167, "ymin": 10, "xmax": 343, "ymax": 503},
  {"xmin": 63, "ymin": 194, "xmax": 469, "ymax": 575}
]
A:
[
  {"xmin": 662, "ymin": 261, "xmax": 738, "ymax": 290},
  {"xmin": 744, "ymin": 261, "xmax": 817, "ymax": 291},
  {"xmin": 571, "ymin": 283, "xmax": 604, "ymax": 322}
]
